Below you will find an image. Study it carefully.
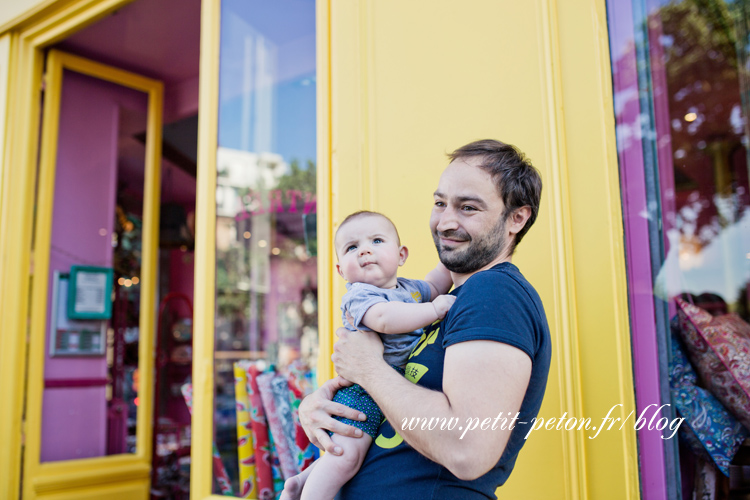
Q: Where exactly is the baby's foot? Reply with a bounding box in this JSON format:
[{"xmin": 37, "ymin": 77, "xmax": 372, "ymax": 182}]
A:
[{"xmin": 279, "ymin": 475, "xmax": 304, "ymax": 500}]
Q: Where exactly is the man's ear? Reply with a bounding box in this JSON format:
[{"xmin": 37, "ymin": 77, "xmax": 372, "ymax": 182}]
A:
[
  {"xmin": 398, "ymin": 245, "xmax": 409, "ymax": 266},
  {"xmin": 508, "ymin": 207, "xmax": 532, "ymax": 236},
  {"xmin": 336, "ymin": 263, "xmax": 345, "ymax": 278}
]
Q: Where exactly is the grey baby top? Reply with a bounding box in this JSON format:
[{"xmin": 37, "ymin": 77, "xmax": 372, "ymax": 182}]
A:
[{"xmin": 341, "ymin": 277, "xmax": 433, "ymax": 367}]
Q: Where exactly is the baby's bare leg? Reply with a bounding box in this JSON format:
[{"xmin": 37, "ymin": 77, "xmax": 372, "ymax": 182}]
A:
[
  {"xmin": 279, "ymin": 461, "xmax": 317, "ymax": 500},
  {"xmin": 300, "ymin": 433, "xmax": 372, "ymax": 500}
]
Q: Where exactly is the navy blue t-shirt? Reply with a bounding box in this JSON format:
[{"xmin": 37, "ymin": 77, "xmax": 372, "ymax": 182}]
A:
[{"xmin": 337, "ymin": 262, "xmax": 552, "ymax": 500}]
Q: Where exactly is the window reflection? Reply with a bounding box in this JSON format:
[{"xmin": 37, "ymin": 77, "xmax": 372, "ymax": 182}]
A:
[
  {"xmin": 649, "ymin": 0, "xmax": 750, "ymax": 313},
  {"xmin": 214, "ymin": 0, "xmax": 318, "ymax": 495},
  {"xmin": 609, "ymin": 0, "xmax": 750, "ymax": 496}
]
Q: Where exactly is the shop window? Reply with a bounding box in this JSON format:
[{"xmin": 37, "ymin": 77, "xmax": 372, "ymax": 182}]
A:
[
  {"xmin": 607, "ymin": 0, "xmax": 750, "ymax": 498},
  {"xmin": 212, "ymin": 0, "xmax": 318, "ymax": 496}
]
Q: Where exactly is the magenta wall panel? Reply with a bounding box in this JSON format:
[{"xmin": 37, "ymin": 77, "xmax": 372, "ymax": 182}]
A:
[
  {"xmin": 607, "ymin": 1, "xmax": 669, "ymax": 498},
  {"xmin": 41, "ymin": 70, "xmax": 147, "ymax": 462}
]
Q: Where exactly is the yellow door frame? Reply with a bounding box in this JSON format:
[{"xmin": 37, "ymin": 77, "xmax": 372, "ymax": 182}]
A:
[
  {"xmin": 22, "ymin": 48, "xmax": 162, "ymax": 499},
  {"xmin": 190, "ymin": 0, "xmax": 219, "ymax": 496},
  {"xmin": 0, "ymin": 2, "xmax": 138, "ymax": 497}
]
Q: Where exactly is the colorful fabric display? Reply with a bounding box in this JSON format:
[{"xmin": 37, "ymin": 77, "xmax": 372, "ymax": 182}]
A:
[
  {"xmin": 270, "ymin": 374, "xmax": 299, "ymax": 466},
  {"xmin": 234, "ymin": 363, "xmax": 258, "ymax": 498},
  {"xmin": 266, "ymin": 418, "xmax": 285, "ymax": 497},
  {"xmin": 669, "ymin": 328, "xmax": 748, "ymax": 475},
  {"xmin": 257, "ymin": 371, "xmax": 299, "ymax": 480},
  {"xmin": 286, "ymin": 362, "xmax": 317, "ymax": 470},
  {"xmin": 246, "ymin": 363, "xmax": 275, "ymax": 500},
  {"xmin": 180, "ymin": 383, "xmax": 234, "ymax": 496},
  {"xmin": 675, "ymin": 298, "xmax": 750, "ymax": 430}
]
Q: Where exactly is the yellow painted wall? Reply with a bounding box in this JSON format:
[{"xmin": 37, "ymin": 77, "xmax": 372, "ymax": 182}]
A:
[
  {"xmin": 323, "ymin": 0, "xmax": 639, "ymax": 498},
  {"xmin": 0, "ymin": 0, "xmax": 52, "ymax": 31}
]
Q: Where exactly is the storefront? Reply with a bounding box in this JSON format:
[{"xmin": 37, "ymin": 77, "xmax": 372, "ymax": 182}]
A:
[
  {"xmin": 609, "ymin": 0, "xmax": 750, "ymax": 498},
  {"xmin": 1, "ymin": 0, "xmax": 746, "ymax": 499}
]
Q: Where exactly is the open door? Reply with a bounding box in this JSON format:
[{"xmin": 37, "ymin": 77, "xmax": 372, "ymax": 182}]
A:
[{"xmin": 23, "ymin": 49, "xmax": 162, "ymax": 500}]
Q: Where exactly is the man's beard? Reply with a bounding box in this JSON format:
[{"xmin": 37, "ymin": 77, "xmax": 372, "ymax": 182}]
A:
[{"xmin": 433, "ymin": 217, "xmax": 508, "ymax": 274}]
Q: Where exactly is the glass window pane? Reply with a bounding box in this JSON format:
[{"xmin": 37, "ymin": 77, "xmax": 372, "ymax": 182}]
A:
[
  {"xmin": 214, "ymin": 0, "xmax": 318, "ymax": 495},
  {"xmin": 608, "ymin": 0, "xmax": 750, "ymax": 496}
]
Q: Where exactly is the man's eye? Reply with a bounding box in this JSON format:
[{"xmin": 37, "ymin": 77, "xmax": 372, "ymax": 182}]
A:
[
  {"xmin": 434, "ymin": 201, "xmax": 445, "ymax": 207},
  {"xmin": 373, "ymin": 238, "xmax": 384, "ymax": 244},
  {"xmin": 462, "ymin": 205, "xmax": 476, "ymax": 211},
  {"xmin": 347, "ymin": 245, "xmax": 357, "ymax": 252}
]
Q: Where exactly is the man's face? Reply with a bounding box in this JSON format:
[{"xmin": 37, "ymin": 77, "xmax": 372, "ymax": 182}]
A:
[
  {"xmin": 335, "ymin": 214, "xmax": 406, "ymax": 289},
  {"xmin": 430, "ymin": 157, "xmax": 510, "ymax": 274}
]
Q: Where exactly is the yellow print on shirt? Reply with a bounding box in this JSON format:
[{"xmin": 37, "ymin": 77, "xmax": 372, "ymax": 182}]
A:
[
  {"xmin": 374, "ymin": 333, "xmax": 436, "ymax": 449},
  {"xmin": 374, "ymin": 325, "xmax": 438, "ymax": 449},
  {"xmin": 409, "ymin": 325, "xmax": 439, "ymax": 359},
  {"xmin": 411, "ymin": 291, "xmax": 421, "ymax": 302},
  {"xmin": 374, "ymin": 421, "xmax": 403, "ymax": 449}
]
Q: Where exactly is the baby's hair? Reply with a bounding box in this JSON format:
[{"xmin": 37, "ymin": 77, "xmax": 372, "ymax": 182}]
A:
[{"xmin": 336, "ymin": 210, "xmax": 401, "ymax": 246}]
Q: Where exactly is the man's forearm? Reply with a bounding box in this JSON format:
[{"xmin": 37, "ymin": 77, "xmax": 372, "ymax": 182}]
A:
[
  {"xmin": 356, "ymin": 341, "xmax": 531, "ymax": 481},
  {"xmin": 358, "ymin": 358, "xmax": 499, "ymax": 479}
]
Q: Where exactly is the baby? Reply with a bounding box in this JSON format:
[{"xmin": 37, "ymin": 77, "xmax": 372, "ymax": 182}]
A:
[{"xmin": 281, "ymin": 210, "xmax": 455, "ymax": 500}]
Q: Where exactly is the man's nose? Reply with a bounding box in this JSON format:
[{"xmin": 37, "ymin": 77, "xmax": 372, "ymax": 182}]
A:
[{"xmin": 435, "ymin": 206, "xmax": 459, "ymax": 232}]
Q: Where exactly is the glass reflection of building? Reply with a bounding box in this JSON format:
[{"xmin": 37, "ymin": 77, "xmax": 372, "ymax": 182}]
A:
[
  {"xmin": 608, "ymin": 0, "xmax": 750, "ymax": 497},
  {"xmin": 213, "ymin": 0, "xmax": 318, "ymax": 493}
]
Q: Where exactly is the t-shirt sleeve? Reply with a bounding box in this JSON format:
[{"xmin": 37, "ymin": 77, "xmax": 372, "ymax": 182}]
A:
[
  {"xmin": 340, "ymin": 284, "xmax": 390, "ymax": 331},
  {"xmin": 408, "ymin": 278, "xmax": 432, "ymax": 303},
  {"xmin": 442, "ymin": 271, "xmax": 540, "ymax": 360}
]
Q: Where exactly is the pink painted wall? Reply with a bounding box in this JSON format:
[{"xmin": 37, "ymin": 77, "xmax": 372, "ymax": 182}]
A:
[
  {"xmin": 41, "ymin": 70, "xmax": 147, "ymax": 462},
  {"xmin": 607, "ymin": 2, "xmax": 668, "ymax": 499}
]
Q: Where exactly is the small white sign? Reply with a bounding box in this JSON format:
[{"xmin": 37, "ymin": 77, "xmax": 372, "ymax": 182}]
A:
[{"xmin": 74, "ymin": 271, "xmax": 107, "ymax": 314}]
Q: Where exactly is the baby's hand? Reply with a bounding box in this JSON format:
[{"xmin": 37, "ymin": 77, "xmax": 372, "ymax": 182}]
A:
[{"xmin": 432, "ymin": 294, "xmax": 456, "ymax": 319}]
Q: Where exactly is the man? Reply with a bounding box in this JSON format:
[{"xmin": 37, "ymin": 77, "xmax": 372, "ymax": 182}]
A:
[{"xmin": 298, "ymin": 139, "xmax": 551, "ymax": 499}]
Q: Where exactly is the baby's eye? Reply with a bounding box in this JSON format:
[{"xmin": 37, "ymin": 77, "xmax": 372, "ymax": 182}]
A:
[
  {"xmin": 373, "ymin": 238, "xmax": 384, "ymax": 244},
  {"xmin": 346, "ymin": 244, "xmax": 357, "ymax": 252}
]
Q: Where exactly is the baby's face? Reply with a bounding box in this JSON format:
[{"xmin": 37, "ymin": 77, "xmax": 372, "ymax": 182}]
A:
[{"xmin": 335, "ymin": 215, "xmax": 406, "ymax": 289}]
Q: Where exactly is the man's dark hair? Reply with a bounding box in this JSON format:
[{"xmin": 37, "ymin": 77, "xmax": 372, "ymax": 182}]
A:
[{"xmin": 448, "ymin": 139, "xmax": 542, "ymax": 252}]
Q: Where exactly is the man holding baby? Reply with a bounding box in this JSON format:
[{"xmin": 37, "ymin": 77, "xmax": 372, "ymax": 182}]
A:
[{"xmin": 300, "ymin": 139, "xmax": 552, "ymax": 499}]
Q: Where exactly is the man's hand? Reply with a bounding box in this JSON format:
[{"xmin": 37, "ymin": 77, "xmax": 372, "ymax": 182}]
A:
[
  {"xmin": 431, "ymin": 294, "xmax": 456, "ymax": 319},
  {"xmin": 331, "ymin": 327, "xmax": 385, "ymax": 385},
  {"xmin": 298, "ymin": 376, "xmax": 366, "ymax": 455}
]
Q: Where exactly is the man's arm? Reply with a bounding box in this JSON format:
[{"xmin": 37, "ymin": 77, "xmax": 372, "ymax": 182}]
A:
[
  {"xmin": 424, "ymin": 262, "xmax": 453, "ymax": 299},
  {"xmin": 332, "ymin": 328, "xmax": 532, "ymax": 480},
  {"xmin": 360, "ymin": 295, "xmax": 455, "ymax": 334}
]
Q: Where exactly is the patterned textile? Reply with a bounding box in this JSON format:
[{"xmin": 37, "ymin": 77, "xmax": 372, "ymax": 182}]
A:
[
  {"xmin": 286, "ymin": 361, "xmax": 317, "ymax": 471},
  {"xmin": 246, "ymin": 364, "xmax": 276, "ymax": 500},
  {"xmin": 331, "ymin": 383, "xmax": 383, "ymax": 439},
  {"xmin": 669, "ymin": 329, "xmax": 748, "ymax": 475},
  {"xmin": 270, "ymin": 374, "xmax": 300, "ymax": 468},
  {"xmin": 266, "ymin": 422, "xmax": 285, "ymax": 497},
  {"xmin": 233, "ymin": 363, "xmax": 258, "ymax": 498},
  {"xmin": 676, "ymin": 298, "xmax": 750, "ymax": 430},
  {"xmin": 257, "ymin": 372, "xmax": 299, "ymax": 480},
  {"xmin": 180, "ymin": 383, "xmax": 234, "ymax": 496}
]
